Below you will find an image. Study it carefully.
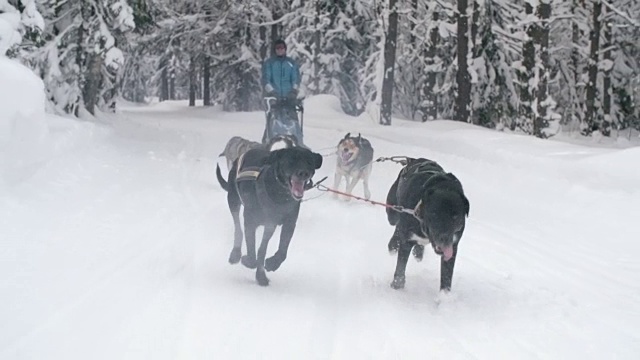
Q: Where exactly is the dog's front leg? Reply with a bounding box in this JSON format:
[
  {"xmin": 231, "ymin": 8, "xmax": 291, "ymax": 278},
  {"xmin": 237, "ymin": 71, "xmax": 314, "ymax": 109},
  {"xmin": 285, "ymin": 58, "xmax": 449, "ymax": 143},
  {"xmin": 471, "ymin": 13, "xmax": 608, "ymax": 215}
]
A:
[
  {"xmin": 391, "ymin": 240, "xmax": 413, "ymax": 290},
  {"xmin": 387, "ymin": 226, "xmax": 405, "ymax": 254},
  {"xmin": 241, "ymin": 215, "xmax": 258, "ymax": 269},
  {"xmin": 256, "ymin": 224, "xmax": 277, "ymax": 286},
  {"xmin": 344, "ymin": 174, "xmax": 360, "ymax": 200},
  {"xmin": 332, "ymin": 170, "xmax": 342, "ymax": 198},
  {"xmin": 265, "ymin": 211, "xmax": 298, "ymax": 272},
  {"xmin": 440, "ymin": 243, "xmax": 459, "ymax": 291}
]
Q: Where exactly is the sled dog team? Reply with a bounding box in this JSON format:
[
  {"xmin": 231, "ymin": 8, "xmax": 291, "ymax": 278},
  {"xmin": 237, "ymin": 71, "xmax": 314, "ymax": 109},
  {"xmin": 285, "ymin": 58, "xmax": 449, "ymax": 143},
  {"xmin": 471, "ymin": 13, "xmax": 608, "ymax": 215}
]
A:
[{"xmin": 216, "ymin": 133, "xmax": 469, "ymax": 292}]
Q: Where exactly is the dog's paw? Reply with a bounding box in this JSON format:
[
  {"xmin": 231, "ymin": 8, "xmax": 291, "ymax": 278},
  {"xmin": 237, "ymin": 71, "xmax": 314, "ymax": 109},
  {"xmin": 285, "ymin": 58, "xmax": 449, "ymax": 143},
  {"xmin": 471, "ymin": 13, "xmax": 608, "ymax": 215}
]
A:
[
  {"xmin": 412, "ymin": 245, "xmax": 424, "ymax": 262},
  {"xmin": 241, "ymin": 255, "xmax": 257, "ymax": 269},
  {"xmin": 256, "ymin": 271, "xmax": 270, "ymax": 286},
  {"xmin": 228, "ymin": 247, "xmax": 242, "ymax": 264},
  {"xmin": 265, "ymin": 253, "xmax": 285, "ymax": 272},
  {"xmin": 388, "ymin": 239, "xmax": 399, "ymax": 254},
  {"xmin": 390, "ymin": 276, "xmax": 406, "ymax": 290}
]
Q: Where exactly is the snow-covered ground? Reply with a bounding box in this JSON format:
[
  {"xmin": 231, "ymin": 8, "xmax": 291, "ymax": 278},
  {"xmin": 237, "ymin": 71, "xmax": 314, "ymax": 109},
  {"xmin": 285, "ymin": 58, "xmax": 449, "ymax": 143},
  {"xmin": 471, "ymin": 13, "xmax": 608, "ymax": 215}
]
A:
[{"xmin": 1, "ymin": 58, "xmax": 640, "ymax": 359}]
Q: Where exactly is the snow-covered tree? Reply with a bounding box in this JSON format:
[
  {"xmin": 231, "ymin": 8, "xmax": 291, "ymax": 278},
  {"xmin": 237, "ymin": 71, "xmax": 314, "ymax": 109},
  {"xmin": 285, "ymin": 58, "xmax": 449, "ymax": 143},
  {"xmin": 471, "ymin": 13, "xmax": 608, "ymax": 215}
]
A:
[{"xmin": 26, "ymin": 0, "xmax": 135, "ymax": 116}]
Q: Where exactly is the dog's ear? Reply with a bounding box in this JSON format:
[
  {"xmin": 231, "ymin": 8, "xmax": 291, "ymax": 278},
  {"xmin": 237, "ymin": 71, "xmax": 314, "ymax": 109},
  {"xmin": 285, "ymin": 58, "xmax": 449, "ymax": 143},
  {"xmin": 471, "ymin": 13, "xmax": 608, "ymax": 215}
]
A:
[
  {"xmin": 312, "ymin": 152, "xmax": 323, "ymax": 169},
  {"xmin": 267, "ymin": 148, "xmax": 284, "ymax": 164},
  {"xmin": 461, "ymin": 194, "xmax": 470, "ymax": 217},
  {"xmin": 344, "ymin": 133, "xmax": 351, "ymax": 139}
]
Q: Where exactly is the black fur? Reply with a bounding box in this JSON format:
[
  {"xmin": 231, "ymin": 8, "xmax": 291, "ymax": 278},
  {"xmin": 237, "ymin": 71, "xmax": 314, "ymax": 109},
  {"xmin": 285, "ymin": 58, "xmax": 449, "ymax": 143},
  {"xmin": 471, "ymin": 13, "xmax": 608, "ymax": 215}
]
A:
[
  {"xmin": 216, "ymin": 147, "xmax": 323, "ymax": 286},
  {"xmin": 386, "ymin": 158, "xmax": 469, "ymax": 291}
]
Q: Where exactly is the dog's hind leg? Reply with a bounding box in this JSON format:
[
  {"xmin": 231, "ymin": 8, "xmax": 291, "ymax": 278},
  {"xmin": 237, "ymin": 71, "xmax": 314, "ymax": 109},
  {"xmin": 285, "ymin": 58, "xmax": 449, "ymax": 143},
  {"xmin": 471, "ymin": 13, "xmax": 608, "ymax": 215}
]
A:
[
  {"xmin": 227, "ymin": 191, "xmax": 244, "ymax": 264},
  {"xmin": 241, "ymin": 216, "xmax": 259, "ymax": 269},
  {"xmin": 255, "ymin": 224, "xmax": 277, "ymax": 286},
  {"xmin": 439, "ymin": 243, "xmax": 459, "ymax": 291},
  {"xmin": 391, "ymin": 240, "xmax": 413, "ymax": 290}
]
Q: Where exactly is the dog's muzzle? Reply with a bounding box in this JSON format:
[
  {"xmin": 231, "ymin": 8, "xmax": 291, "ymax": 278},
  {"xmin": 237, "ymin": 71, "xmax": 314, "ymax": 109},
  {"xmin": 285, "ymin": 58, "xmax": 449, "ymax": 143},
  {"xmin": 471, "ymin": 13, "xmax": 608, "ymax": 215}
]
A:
[
  {"xmin": 432, "ymin": 244, "xmax": 454, "ymax": 261},
  {"xmin": 289, "ymin": 170, "xmax": 312, "ymax": 200},
  {"xmin": 339, "ymin": 149, "xmax": 354, "ymax": 164}
]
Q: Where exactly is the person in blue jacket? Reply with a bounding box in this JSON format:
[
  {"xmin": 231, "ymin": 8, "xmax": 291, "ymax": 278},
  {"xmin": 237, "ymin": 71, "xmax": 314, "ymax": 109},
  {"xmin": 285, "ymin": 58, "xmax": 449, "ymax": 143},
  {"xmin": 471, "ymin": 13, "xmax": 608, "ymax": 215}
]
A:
[
  {"xmin": 261, "ymin": 39, "xmax": 303, "ymax": 144},
  {"xmin": 262, "ymin": 39, "xmax": 301, "ymax": 100}
]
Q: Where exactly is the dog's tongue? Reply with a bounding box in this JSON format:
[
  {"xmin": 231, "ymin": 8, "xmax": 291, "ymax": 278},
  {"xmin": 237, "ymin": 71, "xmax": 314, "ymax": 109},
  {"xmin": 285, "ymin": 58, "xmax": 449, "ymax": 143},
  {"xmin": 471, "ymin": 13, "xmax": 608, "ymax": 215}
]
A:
[
  {"xmin": 442, "ymin": 246, "xmax": 454, "ymax": 262},
  {"xmin": 290, "ymin": 177, "xmax": 305, "ymax": 199},
  {"xmin": 341, "ymin": 152, "xmax": 352, "ymax": 163}
]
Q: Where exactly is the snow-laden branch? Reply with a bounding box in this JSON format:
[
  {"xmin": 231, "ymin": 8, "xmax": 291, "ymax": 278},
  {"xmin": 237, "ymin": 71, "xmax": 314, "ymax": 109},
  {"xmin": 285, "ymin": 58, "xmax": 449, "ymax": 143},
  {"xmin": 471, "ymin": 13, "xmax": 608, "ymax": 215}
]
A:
[{"xmin": 602, "ymin": 0, "xmax": 640, "ymax": 27}]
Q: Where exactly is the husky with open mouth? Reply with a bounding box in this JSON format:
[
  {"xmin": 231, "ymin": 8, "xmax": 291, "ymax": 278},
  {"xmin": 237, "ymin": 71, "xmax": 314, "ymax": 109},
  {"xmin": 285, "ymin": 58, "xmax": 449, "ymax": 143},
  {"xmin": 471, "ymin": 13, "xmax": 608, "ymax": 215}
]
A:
[
  {"xmin": 216, "ymin": 147, "xmax": 323, "ymax": 286},
  {"xmin": 333, "ymin": 133, "xmax": 374, "ymax": 200}
]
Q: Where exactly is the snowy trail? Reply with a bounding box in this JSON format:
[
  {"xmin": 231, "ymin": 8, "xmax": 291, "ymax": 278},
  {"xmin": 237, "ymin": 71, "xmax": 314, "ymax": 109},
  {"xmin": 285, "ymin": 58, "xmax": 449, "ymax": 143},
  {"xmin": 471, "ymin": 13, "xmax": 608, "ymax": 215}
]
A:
[{"xmin": 2, "ymin": 100, "xmax": 639, "ymax": 359}]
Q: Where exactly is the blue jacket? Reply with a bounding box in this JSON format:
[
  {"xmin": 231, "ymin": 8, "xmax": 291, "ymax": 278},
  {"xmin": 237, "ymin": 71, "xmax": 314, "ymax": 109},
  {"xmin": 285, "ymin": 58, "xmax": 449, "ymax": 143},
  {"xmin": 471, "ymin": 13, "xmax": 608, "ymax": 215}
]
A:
[{"xmin": 262, "ymin": 56, "xmax": 301, "ymax": 97}]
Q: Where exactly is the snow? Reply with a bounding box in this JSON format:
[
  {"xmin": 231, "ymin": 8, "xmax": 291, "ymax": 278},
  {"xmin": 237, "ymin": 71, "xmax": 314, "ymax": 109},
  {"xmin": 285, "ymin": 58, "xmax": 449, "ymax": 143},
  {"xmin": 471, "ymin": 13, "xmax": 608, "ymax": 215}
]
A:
[
  {"xmin": 105, "ymin": 47, "xmax": 125, "ymax": 69},
  {"xmin": 0, "ymin": 4, "xmax": 21, "ymax": 55},
  {"xmin": 19, "ymin": 0, "xmax": 45, "ymax": 32},
  {"xmin": 0, "ymin": 56, "xmax": 49, "ymax": 186},
  {"xmin": 110, "ymin": 0, "xmax": 136, "ymax": 32},
  {"xmin": 1, "ymin": 87, "xmax": 640, "ymax": 357}
]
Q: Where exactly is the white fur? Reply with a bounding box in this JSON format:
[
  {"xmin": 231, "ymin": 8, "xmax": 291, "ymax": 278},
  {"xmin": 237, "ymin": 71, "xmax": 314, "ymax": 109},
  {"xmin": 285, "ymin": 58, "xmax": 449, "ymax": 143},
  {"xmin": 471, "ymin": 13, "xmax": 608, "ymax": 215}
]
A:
[{"xmin": 409, "ymin": 233, "xmax": 430, "ymax": 246}]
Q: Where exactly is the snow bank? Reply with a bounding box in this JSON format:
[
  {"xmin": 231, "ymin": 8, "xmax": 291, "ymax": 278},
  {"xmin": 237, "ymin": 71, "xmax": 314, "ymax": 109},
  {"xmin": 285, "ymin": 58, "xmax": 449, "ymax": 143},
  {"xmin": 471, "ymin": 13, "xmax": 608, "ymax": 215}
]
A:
[
  {"xmin": 0, "ymin": 4, "xmax": 21, "ymax": 54},
  {"xmin": 0, "ymin": 55, "xmax": 49, "ymax": 185},
  {"xmin": 303, "ymin": 94, "xmax": 345, "ymax": 117}
]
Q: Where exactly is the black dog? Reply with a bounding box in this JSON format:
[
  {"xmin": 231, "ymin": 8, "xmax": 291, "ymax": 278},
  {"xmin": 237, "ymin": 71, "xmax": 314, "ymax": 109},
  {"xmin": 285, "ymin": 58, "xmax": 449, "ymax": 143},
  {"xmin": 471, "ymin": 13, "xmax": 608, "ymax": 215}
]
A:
[
  {"xmin": 216, "ymin": 147, "xmax": 323, "ymax": 286},
  {"xmin": 386, "ymin": 158, "xmax": 469, "ymax": 291}
]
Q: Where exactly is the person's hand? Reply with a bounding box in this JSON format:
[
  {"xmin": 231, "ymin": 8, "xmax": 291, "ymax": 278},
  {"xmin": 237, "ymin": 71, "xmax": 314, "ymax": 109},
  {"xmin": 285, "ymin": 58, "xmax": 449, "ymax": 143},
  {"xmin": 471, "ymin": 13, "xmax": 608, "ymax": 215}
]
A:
[
  {"xmin": 287, "ymin": 89, "xmax": 298, "ymax": 100},
  {"xmin": 264, "ymin": 84, "xmax": 275, "ymax": 96}
]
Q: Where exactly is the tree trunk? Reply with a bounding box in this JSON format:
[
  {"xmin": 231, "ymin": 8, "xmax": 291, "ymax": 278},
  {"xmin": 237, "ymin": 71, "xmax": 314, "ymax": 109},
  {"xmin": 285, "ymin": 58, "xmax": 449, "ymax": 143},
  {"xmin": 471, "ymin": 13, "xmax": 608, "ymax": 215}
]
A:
[
  {"xmin": 584, "ymin": 0, "xmax": 602, "ymax": 135},
  {"xmin": 203, "ymin": 55, "xmax": 211, "ymax": 106},
  {"xmin": 471, "ymin": 0, "xmax": 480, "ymax": 56},
  {"xmin": 160, "ymin": 58, "xmax": 169, "ymax": 101},
  {"xmin": 455, "ymin": 0, "xmax": 471, "ymax": 122},
  {"xmin": 83, "ymin": 54, "xmax": 102, "ymax": 115},
  {"xmin": 602, "ymin": 7, "xmax": 612, "ymax": 136},
  {"xmin": 380, "ymin": 0, "xmax": 399, "ymax": 126},
  {"xmin": 423, "ymin": 10, "xmax": 439, "ymax": 122},
  {"xmin": 312, "ymin": 0, "xmax": 322, "ymax": 94},
  {"xmin": 189, "ymin": 55, "xmax": 196, "ymax": 107},
  {"xmin": 409, "ymin": 0, "xmax": 418, "ymax": 120},
  {"xmin": 169, "ymin": 60, "xmax": 176, "ymax": 101},
  {"xmin": 534, "ymin": 0, "xmax": 551, "ymax": 137},
  {"xmin": 571, "ymin": 0, "xmax": 585, "ymax": 126},
  {"xmin": 519, "ymin": 2, "xmax": 535, "ymax": 128},
  {"xmin": 259, "ymin": 25, "xmax": 268, "ymax": 62},
  {"xmin": 271, "ymin": 11, "xmax": 281, "ymax": 55},
  {"xmin": 410, "ymin": 0, "xmax": 418, "ymax": 46}
]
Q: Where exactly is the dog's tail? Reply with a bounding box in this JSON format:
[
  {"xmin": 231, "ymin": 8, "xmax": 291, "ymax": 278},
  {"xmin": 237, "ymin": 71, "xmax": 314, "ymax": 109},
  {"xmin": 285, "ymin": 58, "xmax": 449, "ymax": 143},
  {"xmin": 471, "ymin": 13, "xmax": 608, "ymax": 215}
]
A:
[{"xmin": 216, "ymin": 164, "xmax": 229, "ymax": 191}]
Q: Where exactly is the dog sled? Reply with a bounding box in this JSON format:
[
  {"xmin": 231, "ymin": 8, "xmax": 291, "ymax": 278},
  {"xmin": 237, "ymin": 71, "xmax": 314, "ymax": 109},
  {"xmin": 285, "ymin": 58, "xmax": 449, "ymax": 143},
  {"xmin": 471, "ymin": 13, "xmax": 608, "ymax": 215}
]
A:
[{"xmin": 262, "ymin": 97, "xmax": 304, "ymax": 146}]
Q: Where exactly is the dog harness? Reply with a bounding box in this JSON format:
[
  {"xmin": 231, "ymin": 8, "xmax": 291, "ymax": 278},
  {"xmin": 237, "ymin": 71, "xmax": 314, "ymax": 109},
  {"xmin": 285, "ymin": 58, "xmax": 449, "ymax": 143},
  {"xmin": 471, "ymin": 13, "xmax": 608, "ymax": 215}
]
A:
[{"xmin": 235, "ymin": 153, "xmax": 262, "ymax": 182}]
